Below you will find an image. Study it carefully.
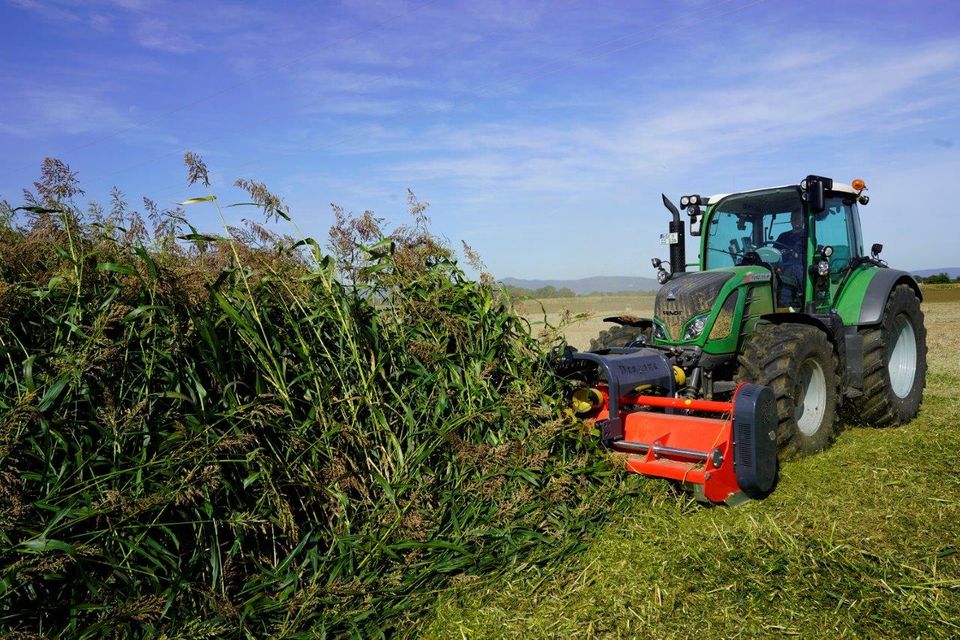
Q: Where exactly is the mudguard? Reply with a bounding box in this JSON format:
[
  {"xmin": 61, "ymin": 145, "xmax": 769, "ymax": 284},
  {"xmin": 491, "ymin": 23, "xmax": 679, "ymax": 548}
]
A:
[{"xmin": 858, "ymin": 269, "xmax": 922, "ymax": 325}]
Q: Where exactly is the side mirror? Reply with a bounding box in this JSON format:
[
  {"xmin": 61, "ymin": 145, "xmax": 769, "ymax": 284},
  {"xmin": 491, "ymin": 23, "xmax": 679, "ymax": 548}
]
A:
[
  {"xmin": 801, "ymin": 175, "xmax": 833, "ymax": 214},
  {"xmin": 806, "ymin": 179, "xmax": 825, "ymax": 213},
  {"xmin": 871, "ymin": 243, "xmax": 883, "ymax": 259}
]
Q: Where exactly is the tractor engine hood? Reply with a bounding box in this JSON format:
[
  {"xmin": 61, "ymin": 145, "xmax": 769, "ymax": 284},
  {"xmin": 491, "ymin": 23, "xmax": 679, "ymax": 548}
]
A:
[{"xmin": 655, "ymin": 271, "xmax": 734, "ymax": 341}]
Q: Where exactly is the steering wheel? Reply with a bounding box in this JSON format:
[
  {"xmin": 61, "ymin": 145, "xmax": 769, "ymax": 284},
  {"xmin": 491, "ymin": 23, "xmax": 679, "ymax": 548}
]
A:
[
  {"xmin": 746, "ymin": 240, "xmax": 789, "ymax": 265},
  {"xmin": 759, "ymin": 240, "xmax": 791, "ymax": 251}
]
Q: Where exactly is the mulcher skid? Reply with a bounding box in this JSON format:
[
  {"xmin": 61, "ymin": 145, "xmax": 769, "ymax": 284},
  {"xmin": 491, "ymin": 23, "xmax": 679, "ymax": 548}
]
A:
[{"xmin": 566, "ymin": 348, "xmax": 778, "ymax": 504}]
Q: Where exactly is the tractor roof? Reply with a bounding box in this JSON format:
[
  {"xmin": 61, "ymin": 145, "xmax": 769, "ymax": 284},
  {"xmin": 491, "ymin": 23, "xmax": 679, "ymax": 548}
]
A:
[{"xmin": 705, "ymin": 181, "xmax": 859, "ymax": 205}]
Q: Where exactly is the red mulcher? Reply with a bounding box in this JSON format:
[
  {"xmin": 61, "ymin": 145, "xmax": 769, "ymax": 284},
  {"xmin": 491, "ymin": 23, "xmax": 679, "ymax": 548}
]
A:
[{"xmin": 558, "ymin": 348, "xmax": 778, "ymax": 505}]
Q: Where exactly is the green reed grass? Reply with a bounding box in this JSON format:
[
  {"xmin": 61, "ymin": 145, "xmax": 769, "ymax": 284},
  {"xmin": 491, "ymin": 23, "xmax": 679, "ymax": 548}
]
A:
[{"xmin": 0, "ymin": 158, "xmax": 635, "ymax": 638}]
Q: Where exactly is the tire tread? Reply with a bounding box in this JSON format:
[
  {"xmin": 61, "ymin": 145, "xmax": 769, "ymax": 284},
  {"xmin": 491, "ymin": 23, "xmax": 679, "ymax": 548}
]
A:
[
  {"xmin": 855, "ymin": 284, "xmax": 927, "ymax": 426},
  {"xmin": 589, "ymin": 324, "xmax": 650, "ymax": 351},
  {"xmin": 738, "ymin": 323, "xmax": 839, "ymax": 458}
]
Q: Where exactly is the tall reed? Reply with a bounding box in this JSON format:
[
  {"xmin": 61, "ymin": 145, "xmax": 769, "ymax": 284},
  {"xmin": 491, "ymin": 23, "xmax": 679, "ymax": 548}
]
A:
[{"xmin": 0, "ymin": 158, "xmax": 635, "ymax": 638}]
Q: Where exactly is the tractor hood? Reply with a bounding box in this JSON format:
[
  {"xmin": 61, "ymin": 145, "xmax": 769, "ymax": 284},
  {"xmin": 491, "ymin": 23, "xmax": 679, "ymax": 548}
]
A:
[{"xmin": 655, "ymin": 271, "xmax": 734, "ymax": 342}]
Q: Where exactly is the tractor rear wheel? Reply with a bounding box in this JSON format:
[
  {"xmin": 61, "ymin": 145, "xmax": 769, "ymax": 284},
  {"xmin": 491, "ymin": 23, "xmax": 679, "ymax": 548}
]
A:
[
  {"xmin": 854, "ymin": 284, "xmax": 927, "ymax": 426},
  {"xmin": 589, "ymin": 324, "xmax": 651, "ymax": 351},
  {"xmin": 738, "ymin": 323, "xmax": 839, "ymax": 458}
]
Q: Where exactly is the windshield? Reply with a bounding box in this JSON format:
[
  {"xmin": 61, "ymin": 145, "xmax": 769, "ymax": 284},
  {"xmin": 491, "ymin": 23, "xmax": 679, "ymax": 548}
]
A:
[{"xmin": 704, "ymin": 187, "xmax": 804, "ymax": 268}]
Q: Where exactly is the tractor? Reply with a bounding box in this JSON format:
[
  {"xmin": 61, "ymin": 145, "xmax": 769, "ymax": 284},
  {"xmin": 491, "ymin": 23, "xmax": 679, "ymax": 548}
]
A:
[{"xmin": 557, "ymin": 175, "xmax": 927, "ymax": 504}]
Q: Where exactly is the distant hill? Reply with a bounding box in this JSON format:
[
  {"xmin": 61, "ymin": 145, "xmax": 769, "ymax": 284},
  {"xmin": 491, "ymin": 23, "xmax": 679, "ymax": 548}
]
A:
[
  {"xmin": 501, "ymin": 268, "xmax": 959, "ymax": 296},
  {"xmin": 912, "ymin": 267, "xmax": 960, "ymax": 279},
  {"xmin": 500, "ymin": 275, "xmax": 659, "ymax": 296}
]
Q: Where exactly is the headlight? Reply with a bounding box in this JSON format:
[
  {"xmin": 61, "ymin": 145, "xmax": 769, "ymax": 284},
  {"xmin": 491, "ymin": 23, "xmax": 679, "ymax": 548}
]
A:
[
  {"xmin": 817, "ymin": 260, "xmax": 830, "ymax": 276},
  {"xmin": 654, "ymin": 322, "xmax": 668, "ymax": 341},
  {"xmin": 683, "ymin": 313, "xmax": 710, "ymax": 341}
]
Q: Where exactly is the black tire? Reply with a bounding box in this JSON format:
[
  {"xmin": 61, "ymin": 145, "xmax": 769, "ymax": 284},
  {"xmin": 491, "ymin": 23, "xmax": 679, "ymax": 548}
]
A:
[
  {"xmin": 738, "ymin": 323, "xmax": 839, "ymax": 458},
  {"xmin": 589, "ymin": 324, "xmax": 651, "ymax": 351},
  {"xmin": 854, "ymin": 284, "xmax": 927, "ymax": 426}
]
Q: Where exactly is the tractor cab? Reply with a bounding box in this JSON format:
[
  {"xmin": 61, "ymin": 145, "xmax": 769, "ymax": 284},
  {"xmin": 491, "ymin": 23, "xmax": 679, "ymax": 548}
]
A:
[
  {"xmin": 700, "ymin": 187, "xmax": 807, "ymax": 310},
  {"xmin": 643, "ymin": 177, "xmax": 873, "ymax": 353},
  {"xmin": 665, "ymin": 176, "xmax": 870, "ymax": 316}
]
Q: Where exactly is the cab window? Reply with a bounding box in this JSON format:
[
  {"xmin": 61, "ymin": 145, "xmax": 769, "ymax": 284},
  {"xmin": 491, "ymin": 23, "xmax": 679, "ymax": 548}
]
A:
[
  {"xmin": 705, "ymin": 210, "xmax": 754, "ymax": 268},
  {"xmin": 814, "ymin": 197, "xmax": 857, "ymax": 274},
  {"xmin": 704, "ymin": 188, "xmax": 803, "ymax": 269}
]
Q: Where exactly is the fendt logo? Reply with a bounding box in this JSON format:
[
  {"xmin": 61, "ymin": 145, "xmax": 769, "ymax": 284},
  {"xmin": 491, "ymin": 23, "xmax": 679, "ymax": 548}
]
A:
[{"xmin": 660, "ymin": 309, "xmax": 683, "ymax": 316}]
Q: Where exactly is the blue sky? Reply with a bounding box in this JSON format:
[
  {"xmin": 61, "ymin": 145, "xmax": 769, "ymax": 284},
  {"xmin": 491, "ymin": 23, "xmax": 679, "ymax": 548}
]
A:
[{"xmin": 1, "ymin": 0, "xmax": 958, "ymax": 279}]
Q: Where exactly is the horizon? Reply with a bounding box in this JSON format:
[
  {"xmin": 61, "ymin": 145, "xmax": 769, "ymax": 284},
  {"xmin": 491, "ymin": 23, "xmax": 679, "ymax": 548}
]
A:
[
  {"xmin": 501, "ymin": 268, "xmax": 960, "ymax": 288},
  {"xmin": 2, "ymin": 0, "xmax": 958, "ymax": 279}
]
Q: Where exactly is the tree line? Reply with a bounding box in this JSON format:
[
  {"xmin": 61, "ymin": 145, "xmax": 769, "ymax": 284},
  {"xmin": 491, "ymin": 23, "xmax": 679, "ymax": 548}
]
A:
[
  {"xmin": 916, "ymin": 273, "xmax": 960, "ymax": 284},
  {"xmin": 501, "ymin": 285, "xmax": 658, "ymax": 298}
]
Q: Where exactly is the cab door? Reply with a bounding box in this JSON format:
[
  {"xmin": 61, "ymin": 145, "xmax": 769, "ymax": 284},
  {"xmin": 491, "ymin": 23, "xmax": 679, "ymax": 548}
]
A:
[{"xmin": 812, "ymin": 196, "xmax": 860, "ymax": 311}]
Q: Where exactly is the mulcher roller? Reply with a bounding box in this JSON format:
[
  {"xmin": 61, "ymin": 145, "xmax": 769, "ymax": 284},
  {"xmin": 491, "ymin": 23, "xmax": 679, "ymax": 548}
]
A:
[{"xmin": 567, "ymin": 348, "xmax": 778, "ymax": 504}]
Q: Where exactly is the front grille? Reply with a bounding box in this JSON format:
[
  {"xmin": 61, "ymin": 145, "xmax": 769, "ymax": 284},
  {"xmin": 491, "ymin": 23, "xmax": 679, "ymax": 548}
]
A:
[{"xmin": 655, "ymin": 271, "xmax": 733, "ymax": 340}]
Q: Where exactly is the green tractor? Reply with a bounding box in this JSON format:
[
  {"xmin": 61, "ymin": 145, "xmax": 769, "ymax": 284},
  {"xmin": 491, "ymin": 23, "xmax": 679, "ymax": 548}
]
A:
[{"xmin": 589, "ymin": 175, "xmax": 927, "ymax": 462}]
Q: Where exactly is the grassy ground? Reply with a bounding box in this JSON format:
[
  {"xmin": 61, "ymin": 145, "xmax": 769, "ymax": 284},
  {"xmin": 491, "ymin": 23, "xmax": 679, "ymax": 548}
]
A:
[
  {"xmin": 422, "ymin": 299, "xmax": 960, "ymax": 638},
  {"xmin": 919, "ymin": 283, "xmax": 960, "ymax": 304}
]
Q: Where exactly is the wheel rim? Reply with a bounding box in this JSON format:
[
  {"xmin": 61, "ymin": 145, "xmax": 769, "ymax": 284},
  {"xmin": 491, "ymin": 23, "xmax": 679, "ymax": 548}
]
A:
[
  {"xmin": 795, "ymin": 358, "xmax": 827, "ymax": 436},
  {"xmin": 889, "ymin": 314, "xmax": 917, "ymax": 399}
]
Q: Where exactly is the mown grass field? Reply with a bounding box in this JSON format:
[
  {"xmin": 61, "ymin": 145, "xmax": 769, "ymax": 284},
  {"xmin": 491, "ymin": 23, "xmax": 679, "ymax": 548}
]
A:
[
  {"xmin": 423, "ymin": 293, "xmax": 960, "ymax": 638},
  {"xmin": 516, "ymin": 294, "xmax": 655, "ymax": 350}
]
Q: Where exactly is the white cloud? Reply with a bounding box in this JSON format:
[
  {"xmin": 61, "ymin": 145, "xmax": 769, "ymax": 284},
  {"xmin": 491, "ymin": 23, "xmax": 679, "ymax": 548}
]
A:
[
  {"xmin": 616, "ymin": 41, "xmax": 960, "ymax": 160},
  {"xmin": 308, "ymin": 39, "xmax": 959, "ymax": 196},
  {"xmin": 291, "ymin": 68, "xmax": 423, "ymax": 96},
  {"xmin": 0, "ymin": 89, "xmax": 138, "ymax": 137},
  {"xmin": 9, "ymin": 0, "xmax": 80, "ymax": 22},
  {"xmin": 258, "ymin": 32, "xmax": 960, "ymax": 279},
  {"xmin": 462, "ymin": 0, "xmax": 549, "ymax": 30},
  {"xmin": 132, "ymin": 16, "xmax": 201, "ymax": 53}
]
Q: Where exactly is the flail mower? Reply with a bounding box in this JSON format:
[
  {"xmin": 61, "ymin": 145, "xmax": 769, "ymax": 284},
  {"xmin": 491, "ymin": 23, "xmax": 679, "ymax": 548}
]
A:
[{"xmin": 557, "ymin": 175, "xmax": 928, "ymax": 504}]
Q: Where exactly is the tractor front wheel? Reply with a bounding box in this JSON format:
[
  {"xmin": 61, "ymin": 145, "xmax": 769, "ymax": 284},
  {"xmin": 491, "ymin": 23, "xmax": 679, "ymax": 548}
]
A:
[
  {"xmin": 589, "ymin": 324, "xmax": 651, "ymax": 351},
  {"xmin": 738, "ymin": 323, "xmax": 839, "ymax": 458},
  {"xmin": 855, "ymin": 284, "xmax": 927, "ymax": 426}
]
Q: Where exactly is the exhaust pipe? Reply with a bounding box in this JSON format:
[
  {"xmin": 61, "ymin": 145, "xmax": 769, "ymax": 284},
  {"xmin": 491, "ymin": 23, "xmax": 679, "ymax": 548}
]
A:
[{"xmin": 661, "ymin": 194, "xmax": 686, "ymax": 275}]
